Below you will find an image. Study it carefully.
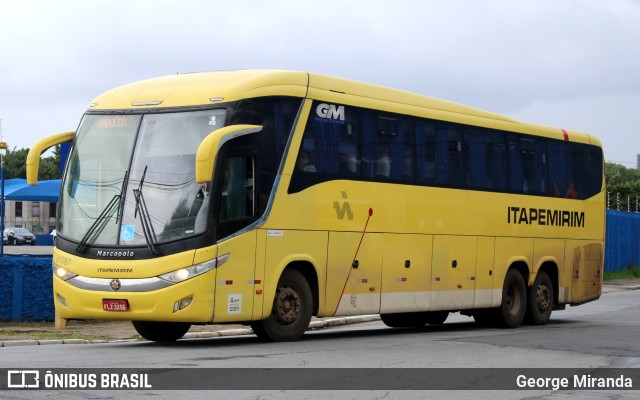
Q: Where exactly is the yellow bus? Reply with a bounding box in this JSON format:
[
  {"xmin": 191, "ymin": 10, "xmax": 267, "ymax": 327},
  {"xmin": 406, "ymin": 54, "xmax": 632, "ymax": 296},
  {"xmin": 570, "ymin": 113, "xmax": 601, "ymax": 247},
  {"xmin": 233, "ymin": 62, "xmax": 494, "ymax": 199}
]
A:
[{"xmin": 27, "ymin": 70, "xmax": 605, "ymax": 342}]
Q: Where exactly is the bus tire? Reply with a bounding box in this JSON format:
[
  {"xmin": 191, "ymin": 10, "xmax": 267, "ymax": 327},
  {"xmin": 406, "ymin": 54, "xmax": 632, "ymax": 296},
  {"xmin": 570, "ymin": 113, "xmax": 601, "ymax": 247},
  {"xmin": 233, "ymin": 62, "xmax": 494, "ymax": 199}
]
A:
[
  {"xmin": 497, "ymin": 269, "xmax": 527, "ymax": 328},
  {"xmin": 380, "ymin": 311, "xmax": 447, "ymax": 328},
  {"xmin": 525, "ymin": 271, "xmax": 554, "ymax": 325},
  {"xmin": 473, "ymin": 309, "xmax": 499, "ymax": 327},
  {"xmin": 131, "ymin": 321, "xmax": 191, "ymax": 342},
  {"xmin": 250, "ymin": 269, "xmax": 313, "ymax": 342},
  {"xmin": 424, "ymin": 311, "xmax": 448, "ymax": 325},
  {"xmin": 381, "ymin": 313, "xmax": 424, "ymax": 328}
]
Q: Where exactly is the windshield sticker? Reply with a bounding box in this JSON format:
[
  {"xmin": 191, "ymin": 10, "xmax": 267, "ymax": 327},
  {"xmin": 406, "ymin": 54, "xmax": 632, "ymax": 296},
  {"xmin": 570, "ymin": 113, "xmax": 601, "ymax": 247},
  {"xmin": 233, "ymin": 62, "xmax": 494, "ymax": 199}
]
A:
[
  {"xmin": 209, "ymin": 116, "xmax": 218, "ymax": 126},
  {"xmin": 120, "ymin": 225, "xmax": 135, "ymax": 241}
]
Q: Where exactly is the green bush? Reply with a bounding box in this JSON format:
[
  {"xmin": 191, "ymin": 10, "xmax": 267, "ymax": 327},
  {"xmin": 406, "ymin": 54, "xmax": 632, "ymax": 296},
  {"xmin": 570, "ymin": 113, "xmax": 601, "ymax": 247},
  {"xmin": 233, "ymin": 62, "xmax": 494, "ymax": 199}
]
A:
[{"xmin": 604, "ymin": 265, "xmax": 640, "ymax": 280}]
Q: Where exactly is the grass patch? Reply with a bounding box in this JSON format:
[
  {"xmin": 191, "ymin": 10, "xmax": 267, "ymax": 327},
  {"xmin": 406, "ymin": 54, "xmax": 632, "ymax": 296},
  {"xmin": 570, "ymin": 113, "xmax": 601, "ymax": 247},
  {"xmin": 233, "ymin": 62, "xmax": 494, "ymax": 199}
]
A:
[
  {"xmin": 604, "ymin": 265, "xmax": 640, "ymax": 280},
  {"xmin": 0, "ymin": 330, "xmax": 101, "ymax": 340}
]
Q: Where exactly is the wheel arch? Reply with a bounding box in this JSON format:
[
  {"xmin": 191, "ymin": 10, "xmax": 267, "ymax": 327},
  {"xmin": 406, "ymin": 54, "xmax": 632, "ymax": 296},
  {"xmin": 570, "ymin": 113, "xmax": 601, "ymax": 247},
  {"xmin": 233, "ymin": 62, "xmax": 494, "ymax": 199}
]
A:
[
  {"xmin": 281, "ymin": 260, "xmax": 320, "ymax": 317},
  {"xmin": 505, "ymin": 260, "xmax": 530, "ymax": 287},
  {"xmin": 536, "ymin": 261, "xmax": 559, "ymax": 306}
]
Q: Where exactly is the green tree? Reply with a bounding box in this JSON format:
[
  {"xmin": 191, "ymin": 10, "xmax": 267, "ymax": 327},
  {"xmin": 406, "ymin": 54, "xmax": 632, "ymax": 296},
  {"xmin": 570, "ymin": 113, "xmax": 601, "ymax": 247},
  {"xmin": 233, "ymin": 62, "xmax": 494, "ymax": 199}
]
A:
[
  {"xmin": 39, "ymin": 145, "xmax": 62, "ymax": 180},
  {"xmin": 605, "ymin": 162, "xmax": 640, "ymax": 209},
  {"xmin": 1, "ymin": 146, "xmax": 62, "ymax": 180}
]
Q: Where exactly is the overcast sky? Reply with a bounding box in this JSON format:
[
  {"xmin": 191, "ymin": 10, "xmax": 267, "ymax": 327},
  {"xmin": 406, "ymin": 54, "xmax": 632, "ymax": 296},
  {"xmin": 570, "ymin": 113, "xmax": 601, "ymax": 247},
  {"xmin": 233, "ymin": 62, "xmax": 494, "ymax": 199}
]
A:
[{"xmin": 1, "ymin": 0, "xmax": 639, "ymax": 166}]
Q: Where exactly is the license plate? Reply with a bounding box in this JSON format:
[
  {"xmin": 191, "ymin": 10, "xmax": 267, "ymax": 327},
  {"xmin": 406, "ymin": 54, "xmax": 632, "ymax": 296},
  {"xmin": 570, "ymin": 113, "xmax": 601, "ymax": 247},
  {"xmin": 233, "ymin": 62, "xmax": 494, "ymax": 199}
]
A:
[{"xmin": 102, "ymin": 299, "xmax": 129, "ymax": 312}]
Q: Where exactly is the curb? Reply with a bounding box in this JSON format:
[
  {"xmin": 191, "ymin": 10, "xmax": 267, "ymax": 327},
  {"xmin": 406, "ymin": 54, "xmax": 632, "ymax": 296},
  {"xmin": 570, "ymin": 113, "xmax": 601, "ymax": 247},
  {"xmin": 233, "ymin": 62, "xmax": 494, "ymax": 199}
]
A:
[
  {"xmin": 0, "ymin": 315, "xmax": 381, "ymax": 347},
  {"xmin": 602, "ymin": 285, "xmax": 640, "ymax": 293}
]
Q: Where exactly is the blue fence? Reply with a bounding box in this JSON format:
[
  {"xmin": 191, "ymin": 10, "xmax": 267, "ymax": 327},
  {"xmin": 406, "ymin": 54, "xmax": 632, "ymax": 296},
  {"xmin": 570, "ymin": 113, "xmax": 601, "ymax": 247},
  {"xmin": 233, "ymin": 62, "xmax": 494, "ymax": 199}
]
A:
[
  {"xmin": 0, "ymin": 257, "xmax": 53, "ymax": 322},
  {"xmin": 605, "ymin": 210, "xmax": 640, "ymax": 272}
]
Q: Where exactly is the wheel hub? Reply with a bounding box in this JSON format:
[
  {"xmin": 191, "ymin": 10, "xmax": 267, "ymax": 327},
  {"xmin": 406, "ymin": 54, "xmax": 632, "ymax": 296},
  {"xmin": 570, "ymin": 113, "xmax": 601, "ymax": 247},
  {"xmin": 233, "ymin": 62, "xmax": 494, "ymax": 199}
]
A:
[
  {"xmin": 536, "ymin": 284, "xmax": 551, "ymax": 312},
  {"xmin": 275, "ymin": 286, "xmax": 301, "ymax": 324}
]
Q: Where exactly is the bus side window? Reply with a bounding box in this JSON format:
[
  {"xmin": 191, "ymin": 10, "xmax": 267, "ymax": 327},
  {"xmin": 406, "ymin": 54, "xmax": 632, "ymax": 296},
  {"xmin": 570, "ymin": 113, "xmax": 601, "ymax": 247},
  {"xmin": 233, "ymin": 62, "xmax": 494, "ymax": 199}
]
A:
[
  {"xmin": 582, "ymin": 146, "xmax": 604, "ymax": 199},
  {"xmin": 548, "ymin": 141, "xmax": 569, "ymax": 198},
  {"xmin": 507, "ymin": 134, "xmax": 525, "ymax": 193},
  {"xmin": 466, "ymin": 129, "xmax": 487, "ymax": 189},
  {"xmin": 400, "ymin": 120, "xmax": 415, "ymax": 182},
  {"xmin": 217, "ymin": 155, "xmax": 256, "ymax": 239}
]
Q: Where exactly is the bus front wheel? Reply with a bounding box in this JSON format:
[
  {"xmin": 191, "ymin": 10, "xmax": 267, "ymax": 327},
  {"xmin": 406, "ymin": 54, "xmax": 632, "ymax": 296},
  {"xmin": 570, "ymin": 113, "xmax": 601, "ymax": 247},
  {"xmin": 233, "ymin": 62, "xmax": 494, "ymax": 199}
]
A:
[
  {"xmin": 132, "ymin": 321, "xmax": 191, "ymax": 342},
  {"xmin": 250, "ymin": 269, "xmax": 313, "ymax": 342}
]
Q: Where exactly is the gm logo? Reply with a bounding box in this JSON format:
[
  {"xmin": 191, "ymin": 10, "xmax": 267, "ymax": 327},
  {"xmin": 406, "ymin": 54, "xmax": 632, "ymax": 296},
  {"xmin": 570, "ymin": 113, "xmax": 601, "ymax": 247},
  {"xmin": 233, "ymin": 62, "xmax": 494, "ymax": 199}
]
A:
[{"xmin": 316, "ymin": 103, "xmax": 345, "ymax": 122}]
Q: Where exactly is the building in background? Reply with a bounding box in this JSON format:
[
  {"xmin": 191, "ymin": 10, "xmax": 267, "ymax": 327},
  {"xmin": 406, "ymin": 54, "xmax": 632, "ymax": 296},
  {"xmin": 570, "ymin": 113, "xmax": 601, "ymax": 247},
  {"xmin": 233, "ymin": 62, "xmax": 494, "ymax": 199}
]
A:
[
  {"xmin": 3, "ymin": 178, "xmax": 59, "ymax": 234},
  {"xmin": 4, "ymin": 199, "xmax": 57, "ymax": 234}
]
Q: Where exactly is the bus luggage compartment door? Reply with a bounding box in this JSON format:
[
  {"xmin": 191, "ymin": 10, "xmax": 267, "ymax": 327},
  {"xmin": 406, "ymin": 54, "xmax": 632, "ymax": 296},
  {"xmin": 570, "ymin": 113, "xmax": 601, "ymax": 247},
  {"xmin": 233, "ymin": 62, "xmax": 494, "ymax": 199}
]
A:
[
  {"xmin": 430, "ymin": 235, "xmax": 477, "ymax": 310},
  {"xmin": 327, "ymin": 232, "xmax": 383, "ymax": 316}
]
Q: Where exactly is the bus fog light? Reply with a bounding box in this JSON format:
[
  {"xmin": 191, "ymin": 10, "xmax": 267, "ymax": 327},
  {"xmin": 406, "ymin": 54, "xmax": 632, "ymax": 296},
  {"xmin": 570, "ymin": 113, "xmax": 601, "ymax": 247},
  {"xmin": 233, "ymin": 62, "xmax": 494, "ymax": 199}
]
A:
[
  {"xmin": 57, "ymin": 294, "xmax": 68, "ymax": 307},
  {"xmin": 173, "ymin": 296, "xmax": 193, "ymax": 312}
]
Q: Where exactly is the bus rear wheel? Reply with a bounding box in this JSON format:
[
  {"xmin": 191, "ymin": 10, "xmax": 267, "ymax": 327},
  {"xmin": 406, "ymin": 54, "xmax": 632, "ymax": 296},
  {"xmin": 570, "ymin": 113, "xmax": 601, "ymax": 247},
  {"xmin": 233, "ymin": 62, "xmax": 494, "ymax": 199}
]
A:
[
  {"xmin": 132, "ymin": 321, "xmax": 191, "ymax": 342},
  {"xmin": 250, "ymin": 269, "xmax": 313, "ymax": 342},
  {"xmin": 497, "ymin": 269, "xmax": 527, "ymax": 328},
  {"xmin": 525, "ymin": 271, "xmax": 554, "ymax": 325}
]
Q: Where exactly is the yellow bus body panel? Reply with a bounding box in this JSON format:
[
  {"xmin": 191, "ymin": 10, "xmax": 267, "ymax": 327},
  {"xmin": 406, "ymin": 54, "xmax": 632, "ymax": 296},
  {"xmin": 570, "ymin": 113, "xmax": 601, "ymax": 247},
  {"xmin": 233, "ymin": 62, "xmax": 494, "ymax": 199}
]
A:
[{"xmin": 90, "ymin": 70, "xmax": 309, "ymax": 110}]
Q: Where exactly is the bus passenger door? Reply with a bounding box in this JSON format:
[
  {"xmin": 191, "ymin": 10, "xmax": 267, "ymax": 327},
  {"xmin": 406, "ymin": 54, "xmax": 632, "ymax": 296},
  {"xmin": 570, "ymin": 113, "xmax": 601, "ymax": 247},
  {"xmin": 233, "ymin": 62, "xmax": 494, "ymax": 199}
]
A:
[
  {"xmin": 430, "ymin": 235, "xmax": 477, "ymax": 310},
  {"xmin": 327, "ymin": 232, "xmax": 383, "ymax": 316},
  {"xmin": 212, "ymin": 154, "xmax": 259, "ymax": 322}
]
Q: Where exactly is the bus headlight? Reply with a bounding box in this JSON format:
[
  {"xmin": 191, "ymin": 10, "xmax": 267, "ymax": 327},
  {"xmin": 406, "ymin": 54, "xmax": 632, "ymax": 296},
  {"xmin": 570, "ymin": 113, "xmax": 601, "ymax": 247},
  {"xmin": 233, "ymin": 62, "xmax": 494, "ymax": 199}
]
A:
[
  {"xmin": 158, "ymin": 256, "xmax": 224, "ymax": 283},
  {"xmin": 52, "ymin": 265, "xmax": 77, "ymax": 281}
]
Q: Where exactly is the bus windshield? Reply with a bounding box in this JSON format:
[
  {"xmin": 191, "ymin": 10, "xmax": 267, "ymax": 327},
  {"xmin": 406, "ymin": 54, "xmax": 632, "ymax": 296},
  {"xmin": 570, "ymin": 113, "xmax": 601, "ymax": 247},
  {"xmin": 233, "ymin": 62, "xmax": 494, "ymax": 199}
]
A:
[{"xmin": 59, "ymin": 109, "xmax": 227, "ymax": 247}]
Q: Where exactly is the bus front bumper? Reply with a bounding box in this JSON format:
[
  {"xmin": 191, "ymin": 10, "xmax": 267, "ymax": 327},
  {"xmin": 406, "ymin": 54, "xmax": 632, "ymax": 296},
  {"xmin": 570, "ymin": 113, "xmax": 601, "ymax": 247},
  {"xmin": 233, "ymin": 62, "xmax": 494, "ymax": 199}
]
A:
[{"xmin": 52, "ymin": 271, "xmax": 216, "ymax": 323}]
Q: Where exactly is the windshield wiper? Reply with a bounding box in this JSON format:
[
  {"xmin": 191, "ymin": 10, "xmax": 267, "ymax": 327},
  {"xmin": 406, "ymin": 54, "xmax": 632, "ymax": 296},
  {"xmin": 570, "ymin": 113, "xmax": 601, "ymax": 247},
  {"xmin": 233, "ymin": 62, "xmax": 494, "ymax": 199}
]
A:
[
  {"xmin": 133, "ymin": 166, "xmax": 160, "ymax": 255},
  {"xmin": 76, "ymin": 171, "xmax": 129, "ymax": 254}
]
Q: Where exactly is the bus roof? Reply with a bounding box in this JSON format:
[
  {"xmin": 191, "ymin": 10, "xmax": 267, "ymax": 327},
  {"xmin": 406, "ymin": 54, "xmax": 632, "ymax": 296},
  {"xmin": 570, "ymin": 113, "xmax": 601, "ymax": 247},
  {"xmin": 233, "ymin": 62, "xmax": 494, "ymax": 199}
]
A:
[{"xmin": 88, "ymin": 69, "xmax": 598, "ymax": 146}]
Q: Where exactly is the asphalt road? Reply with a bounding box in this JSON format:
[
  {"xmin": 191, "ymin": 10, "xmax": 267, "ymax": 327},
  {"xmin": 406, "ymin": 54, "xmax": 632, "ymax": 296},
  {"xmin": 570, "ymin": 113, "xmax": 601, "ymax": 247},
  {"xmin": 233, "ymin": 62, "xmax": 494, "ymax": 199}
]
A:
[{"xmin": 1, "ymin": 290, "xmax": 639, "ymax": 399}]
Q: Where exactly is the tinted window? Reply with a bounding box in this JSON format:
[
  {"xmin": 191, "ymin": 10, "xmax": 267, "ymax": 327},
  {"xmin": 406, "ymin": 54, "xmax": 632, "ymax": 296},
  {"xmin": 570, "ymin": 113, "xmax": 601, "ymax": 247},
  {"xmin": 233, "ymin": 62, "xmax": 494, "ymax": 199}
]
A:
[{"xmin": 289, "ymin": 101, "xmax": 603, "ymax": 200}]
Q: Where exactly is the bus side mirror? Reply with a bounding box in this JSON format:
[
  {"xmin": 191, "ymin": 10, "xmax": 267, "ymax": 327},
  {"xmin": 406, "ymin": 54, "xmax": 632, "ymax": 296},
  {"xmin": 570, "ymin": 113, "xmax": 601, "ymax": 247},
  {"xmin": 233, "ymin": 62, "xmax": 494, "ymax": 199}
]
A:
[
  {"xmin": 26, "ymin": 131, "xmax": 75, "ymax": 185},
  {"xmin": 195, "ymin": 124, "xmax": 262, "ymax": 184}
]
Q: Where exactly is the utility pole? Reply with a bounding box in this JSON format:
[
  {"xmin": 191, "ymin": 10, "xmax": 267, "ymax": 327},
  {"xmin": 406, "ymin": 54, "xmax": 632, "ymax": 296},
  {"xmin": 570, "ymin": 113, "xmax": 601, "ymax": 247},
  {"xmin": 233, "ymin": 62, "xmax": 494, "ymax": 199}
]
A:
[{"xmin": 0, "ymin": 118, "xmax": 6, "ymax": 258}]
